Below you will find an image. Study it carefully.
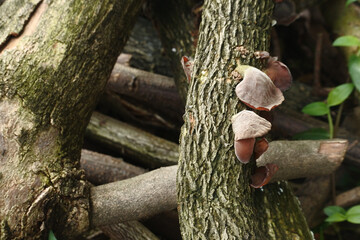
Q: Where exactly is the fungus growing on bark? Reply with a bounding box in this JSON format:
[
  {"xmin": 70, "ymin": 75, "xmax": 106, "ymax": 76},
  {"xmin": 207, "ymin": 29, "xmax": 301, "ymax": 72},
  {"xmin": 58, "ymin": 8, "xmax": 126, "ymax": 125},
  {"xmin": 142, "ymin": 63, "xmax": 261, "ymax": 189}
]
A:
[
  {"xmin": 254, "ymin": 51, "xmax": 270, "ymax": 59},
  {"xmin": 181, "ymin": 56, "xmax": 193, "ymax": 82},
  {"xmin": 250, "ymin": 163, "xmax": 279, "ymax": 188},
  {"xmin": 254, "ymin": 138, "xmax": 269, "ymax": 159},
  {"xmin": 231, "ymin": 110, "xmax": 271, "ymax": 163},
  {"xmin": 265, "ymin": 57, "xmax": 292, "ymax": 91},
  {"xmin": 235, "ymin": 66, "xmax": 284, "ymax": 111}
]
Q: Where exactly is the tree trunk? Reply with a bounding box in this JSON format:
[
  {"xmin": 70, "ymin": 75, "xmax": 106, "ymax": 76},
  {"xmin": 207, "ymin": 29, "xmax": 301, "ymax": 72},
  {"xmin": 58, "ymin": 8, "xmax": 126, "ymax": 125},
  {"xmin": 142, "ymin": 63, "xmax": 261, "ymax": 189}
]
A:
[
  {"xmin": 177, "ymin": 0, "xmax": 312, "ymax": 239},
  {"xmin": 0, "ymin": 0, "xmax": 143, "ymax": 239}
]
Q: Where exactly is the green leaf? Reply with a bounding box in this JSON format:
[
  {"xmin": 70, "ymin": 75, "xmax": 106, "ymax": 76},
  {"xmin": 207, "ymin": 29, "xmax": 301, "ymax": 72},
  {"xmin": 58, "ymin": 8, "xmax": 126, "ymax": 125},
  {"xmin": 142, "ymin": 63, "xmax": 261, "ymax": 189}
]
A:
[
  {"xmin": 349, "ymin": 55, "xmax": 360, "ymax": 92},
  {"xmin": 347, "ymin": 215, "xmax": 360, "ymax": 224},
  {"xmin": 292, "ymin": 128, "xmax": 329, "ymax": 140},
  {"xmin": 302, "ymin": 102, "xmax": 329, "ymax": 116},
  {"xmin": 327, "ymin": 83, "xmax": 354, "ymax": 107},
  {"xmin": 347, "ymin": 205, "xmax": 360, "ymax": 216},
  {"xmin": 49, "ymin": 230, "xmax": 57, "ymax": 240},
  {"xmin": 324, "ymin": 206, "xmax": 346, "ymax": 216},
  {"xmin": 346, "ymin": 0, "xmax": 358, "ymax": 6},
  {"xmin": 333, "ymin": 35, "xmax": 360, "ymax": 47},
  {"xmin": 325, "ymin": 213, "xmax": 347, "ymax": 223},
  {"xmin": 346, "ymin": 205, "xmax": 360, "ymax": 223}
]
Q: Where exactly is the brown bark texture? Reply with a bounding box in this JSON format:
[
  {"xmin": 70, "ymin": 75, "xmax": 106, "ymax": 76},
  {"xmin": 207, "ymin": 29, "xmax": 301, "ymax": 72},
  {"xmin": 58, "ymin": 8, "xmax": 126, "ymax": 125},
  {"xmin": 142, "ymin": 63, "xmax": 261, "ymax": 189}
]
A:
[
  {"xmin": 177, "ymin": 0, "xmax": 312, "ymax": 239},
  {"xmin": 0, "ymin": 0, "xmax": 143, "ymax": 239},
  {"xmin": 80, "ymin": 149, "xmax": 146, "ymax": 185},
  {"xmin": 86, "ymin": 111, "xmax": 179, "ymax": 168},
  {"xmin": 91, "ymin": 166, "xmax": 177, "ymax": 227}
]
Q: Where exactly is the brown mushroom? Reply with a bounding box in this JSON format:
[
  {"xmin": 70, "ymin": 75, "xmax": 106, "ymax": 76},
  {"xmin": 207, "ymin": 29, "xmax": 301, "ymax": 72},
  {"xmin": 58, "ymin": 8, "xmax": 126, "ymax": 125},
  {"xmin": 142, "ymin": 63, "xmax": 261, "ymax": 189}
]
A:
[
  {"xmin": 234, "ymin": 138, "xmax": 255, "ymax": 164},
  {"xmin": 250, "ymin": 163, "xmax": 279, "ymax": 188},
  {"xmin": 264, "ymin": 57, "xmax": 292, "ymax": 91},
  {"xmin": 231, "ymin": 110, "xmax": 271, "ymax": 163},
  {"xmin": 254, "ymin": 138, "xmax": 269, "ymax": 159},
  {"xmin": 235, "ymin": 66, "xmax": 284, "ymax": 111}
]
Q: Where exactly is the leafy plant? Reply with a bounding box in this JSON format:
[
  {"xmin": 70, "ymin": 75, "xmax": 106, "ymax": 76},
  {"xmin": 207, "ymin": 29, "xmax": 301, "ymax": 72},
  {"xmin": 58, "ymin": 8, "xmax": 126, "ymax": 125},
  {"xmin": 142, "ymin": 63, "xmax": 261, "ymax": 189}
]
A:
[
  {"xmin": 324, "ymin": 205, "xmax": 360, "ymax": 224},
  {"xmin": 298, "ymin": 34, "xmax": 360, "ymax": 140},
  {"xmin": 301, "ymin": 83, "xmax": 354, "ymax": 139},
  {"xmin": 333, "ymin": 35, "xmax": 360, "ymax": 92}
]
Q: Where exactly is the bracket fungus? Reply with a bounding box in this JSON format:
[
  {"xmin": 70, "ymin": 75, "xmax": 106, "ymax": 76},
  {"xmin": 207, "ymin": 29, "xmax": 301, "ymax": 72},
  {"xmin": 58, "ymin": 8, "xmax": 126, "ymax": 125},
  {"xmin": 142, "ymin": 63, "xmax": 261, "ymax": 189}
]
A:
[
  {"xmin": 265, "ymin": 57, "xmax": 292, "ymax": 91},
  {"xmin": 235, "ymin": 66, "xmax": 284, "ymax": 111},
  {"xmin": 250, "ymin": 163, "xmax": 279, "ymax": 188},
  {"xmin": 231, "ymin": 110, "xmax": 271, "ymax": 163}
]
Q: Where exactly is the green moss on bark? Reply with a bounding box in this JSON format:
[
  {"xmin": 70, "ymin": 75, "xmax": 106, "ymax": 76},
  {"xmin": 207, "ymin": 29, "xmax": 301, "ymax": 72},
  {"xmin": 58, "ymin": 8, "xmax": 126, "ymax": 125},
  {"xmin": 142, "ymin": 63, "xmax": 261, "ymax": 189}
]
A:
[{"xmin": 0, "ymin": 0, "xmax": 144, "ymax": 239}]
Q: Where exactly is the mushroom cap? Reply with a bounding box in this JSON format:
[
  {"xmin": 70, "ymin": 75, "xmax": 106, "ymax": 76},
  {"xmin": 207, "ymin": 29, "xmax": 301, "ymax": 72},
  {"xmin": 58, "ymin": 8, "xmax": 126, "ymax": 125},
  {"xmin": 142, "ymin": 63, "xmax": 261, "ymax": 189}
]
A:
[
  {"xmin": 265, "ymin": 57, "xmax": 292, "ymax": 91},
  {"xmin": 231, "ymin": 110, "xmax": 272, "ymax": 141},
  {"xmin": 254, "ymin": 138, "xmax": 269, "ymax": 159},
  {"xmin": 250, "ymin": 163, "xmax": 279, "ymax": 188},
  {"xmin": 234, "ymin": 138, "xmax": 255, "ymax": 164},
  {"xmin": 235, "ymin": 66, "xmax": 284, "ymax": 111}
]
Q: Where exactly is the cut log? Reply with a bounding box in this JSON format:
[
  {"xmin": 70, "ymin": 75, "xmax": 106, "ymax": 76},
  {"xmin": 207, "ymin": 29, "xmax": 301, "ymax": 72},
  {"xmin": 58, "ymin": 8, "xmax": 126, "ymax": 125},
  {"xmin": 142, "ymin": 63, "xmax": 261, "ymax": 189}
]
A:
[
  {"xmin": 257, "ymin": 139, "xmax": 348, "ymax": 181},
  {"xmin": 80, "ymin": 149, "xmax": 146, "ymax": 185},
  {"xmin": 91, "ymin": 166, "xmax": 177, "ymax": 227},
  {"xmin": 85, "ymin": 112, "xmax": 179, "ymax": 168}
]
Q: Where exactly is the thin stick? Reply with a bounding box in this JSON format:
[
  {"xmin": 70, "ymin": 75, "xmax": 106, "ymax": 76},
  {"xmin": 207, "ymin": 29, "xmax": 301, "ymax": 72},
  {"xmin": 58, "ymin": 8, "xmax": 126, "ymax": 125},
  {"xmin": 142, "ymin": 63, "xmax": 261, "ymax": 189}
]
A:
[{"xmin": 314, "ymin": 33, "xmax": 323, "ymax": 93}]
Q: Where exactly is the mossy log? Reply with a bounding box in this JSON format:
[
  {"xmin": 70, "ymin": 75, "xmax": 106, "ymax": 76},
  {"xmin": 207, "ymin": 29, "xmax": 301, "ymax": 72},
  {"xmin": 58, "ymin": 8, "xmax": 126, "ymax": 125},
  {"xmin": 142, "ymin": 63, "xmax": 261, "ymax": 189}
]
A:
[
  {"xmin": 176, "ymin": 0, "xmax": 312, "ymax": 238},
  {"xmin": 0, "ymin": 0, "xmax": 143, "ymax": 239},
  {"xmin": 86, "ymin": 111, "xmax": 179, "ymax": 168}
]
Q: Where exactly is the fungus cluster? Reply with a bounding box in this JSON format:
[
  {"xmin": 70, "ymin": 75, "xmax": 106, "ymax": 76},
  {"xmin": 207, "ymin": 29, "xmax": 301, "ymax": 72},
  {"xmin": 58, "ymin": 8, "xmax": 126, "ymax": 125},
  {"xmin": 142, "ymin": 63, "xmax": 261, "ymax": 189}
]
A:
[{"xmin": 232, "ymin": 53, "xmax": 292, "ymax": 188}]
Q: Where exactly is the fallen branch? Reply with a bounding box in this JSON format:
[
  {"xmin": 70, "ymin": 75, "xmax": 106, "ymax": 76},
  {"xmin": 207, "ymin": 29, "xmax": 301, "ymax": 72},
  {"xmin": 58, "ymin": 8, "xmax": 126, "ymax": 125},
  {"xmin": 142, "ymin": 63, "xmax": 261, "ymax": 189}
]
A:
[
  {"xmin": 107, "ymin": 64, "xmax": 184, "ymax": 124},
  {"xmin": 335, "ymin": 186, "xmax": 360, "ymax": 208},
  {"xmin": 257, "ymin": 139, "xmax": 348, "ymax": 182},
  {"xmin": 80, "ymin": 149, "xmax": 146, "ymax": 185},
  {"xmin": 91, "ymin": 166, "xmax": 177, "ymax": 227},
  {"xmin": 85, "ymin": 112, "xmax": 179, "ymax": 168}
]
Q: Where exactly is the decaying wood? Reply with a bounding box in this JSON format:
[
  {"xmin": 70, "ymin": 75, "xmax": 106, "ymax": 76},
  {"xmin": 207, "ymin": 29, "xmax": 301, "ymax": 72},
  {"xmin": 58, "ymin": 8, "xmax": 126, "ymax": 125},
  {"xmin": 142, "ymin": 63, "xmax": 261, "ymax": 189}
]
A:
[
  {"xmin": 0, "ymin": 0, "xmax": 144, "ymax": 238},
  {"xmin": 100, "ymin": 221, "xmax": 159, "ymax": 240},
  {"xmin": 85, "ymin": 112, "xmax": 179, "ymax": 168},
  {"xmin": 335, "ymin": 186, "xmax": 360, "ymax": 208},
  {"xmin": 106, "ymin": 64, "xmax": 184, "ymax": 125},
  {"xmin": 91, "ymin": 166, "xmax": 177, "ymax": 227},
  {"xmin": 257, "ymin": 139, "xmax": 348, "ymax": 181},
  {"xmin": 80, "ymin": 149, "xmax": 146, "ymax": 185}
]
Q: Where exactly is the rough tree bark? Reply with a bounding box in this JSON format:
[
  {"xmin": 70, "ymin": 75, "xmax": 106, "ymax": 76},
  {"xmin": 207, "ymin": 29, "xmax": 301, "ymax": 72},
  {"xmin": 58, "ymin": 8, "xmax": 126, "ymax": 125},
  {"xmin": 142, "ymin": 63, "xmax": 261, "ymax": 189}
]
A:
[
  {"xmin": 177, "ymin": 0, "xmax": 312, "ymax": 239},
  {"xmin": 0, "ymin": 0, "xmax": 143, "ymax": 239}
]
